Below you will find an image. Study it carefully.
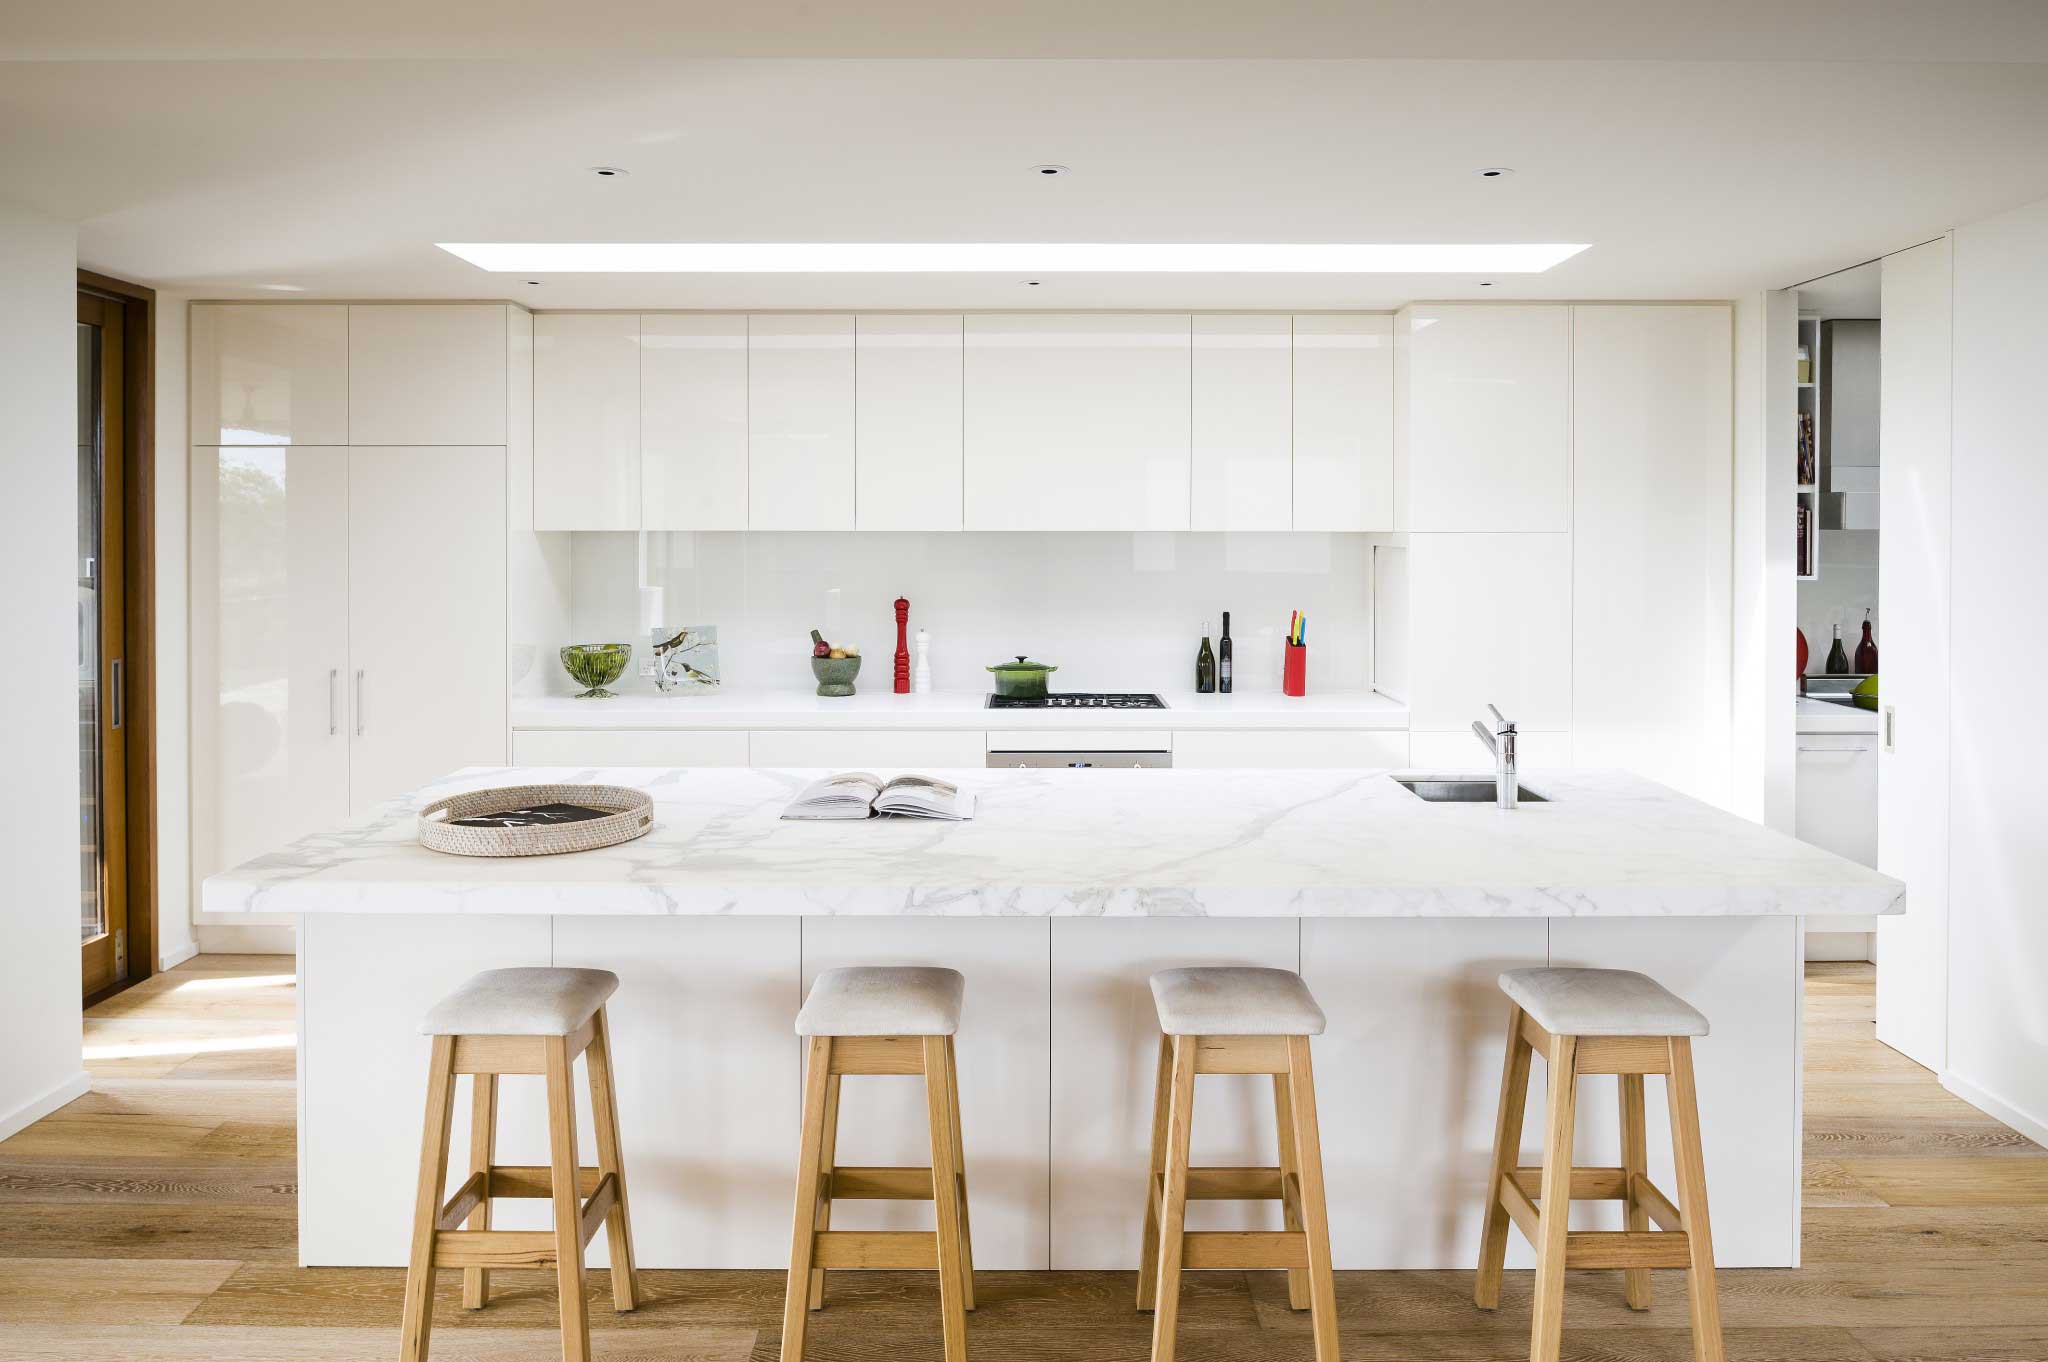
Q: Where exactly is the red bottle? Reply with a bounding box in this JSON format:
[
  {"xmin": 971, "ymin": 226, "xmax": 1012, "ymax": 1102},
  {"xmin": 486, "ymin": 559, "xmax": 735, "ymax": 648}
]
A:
[
  {"xmin": 893, "ymin": 597, "xmax": 911, "ymax": 694},
  {"xmin": 1854, "ymin": 611, "xmax": 1878, "ymax": 673}
]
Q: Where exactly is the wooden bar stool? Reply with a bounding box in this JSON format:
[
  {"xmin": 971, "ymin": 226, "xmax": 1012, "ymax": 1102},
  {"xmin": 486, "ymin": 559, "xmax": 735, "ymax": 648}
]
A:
[
  {"xmin": 1475, "ymin": 967, "xmax": 1724, "ymax": 1362},
  {"xmin": 400, "ymin": 967, "xmax": 640, "ymax": 1362},
  {"xmin": 781, "ymin": 966, "xmax": 975, "ymax": 1362},
  {"xmin": 1137, "ymin": 966, "xmax": 1340, "ymax": 1362}
]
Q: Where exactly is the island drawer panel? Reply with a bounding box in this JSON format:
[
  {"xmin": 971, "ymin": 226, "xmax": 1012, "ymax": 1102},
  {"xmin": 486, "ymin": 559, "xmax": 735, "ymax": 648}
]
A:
[
  {"xmin": 1171, "ymin": 729, "xmax": 1408, "ymax": 769},
  {"xmin": 748, "ymin": 728, "xmax": 987, "ymax": 769},
  {"xmin": 510, "ymin": 727, "xmax": 750, "ymax": 767}
]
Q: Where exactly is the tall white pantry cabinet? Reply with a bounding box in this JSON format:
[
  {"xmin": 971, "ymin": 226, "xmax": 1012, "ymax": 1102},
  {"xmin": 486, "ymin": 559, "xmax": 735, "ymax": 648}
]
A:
[{"xmin": 189, "ymin": 303, "xmax": 513, "ymax": 910}]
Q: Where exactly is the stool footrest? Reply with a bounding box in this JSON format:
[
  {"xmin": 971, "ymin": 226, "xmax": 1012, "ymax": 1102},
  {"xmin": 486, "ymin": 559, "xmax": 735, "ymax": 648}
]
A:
[
  {"xmin": 829, "ymin": 1165, "xmax": 934, "ymax": 1200},
  {"xmin": 1180, "ymin": 1230, "xmax": 1309, "ymax": 1271},
  {"xmin": 579, "ymin": 1172, "xmax": 618, "ymax": 1250},
  {"xmin": 811, "ymin": 1230, "xmax": 940, "ymax": 1270},
  {"xmin": 433, "ymin": 1228, "xmax": 557, "ymax": 1270},
  {"xmin": 1565, "ymin": 1229, "xmax": 1692, "ymax": 1270},
  {"xmin": 1509, "ymin": 1165, "xmax": 1629, "ymax": 1200},
  {"xmin": 485, "ymin": 1164, "xmax": 603, "ymax": 1199}
]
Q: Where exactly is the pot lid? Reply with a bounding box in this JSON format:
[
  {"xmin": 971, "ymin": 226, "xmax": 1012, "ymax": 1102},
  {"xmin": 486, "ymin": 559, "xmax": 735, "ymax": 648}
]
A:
[{"xmin": 986, "ymin": 655, "xmax": 1058, "ymax": 674}]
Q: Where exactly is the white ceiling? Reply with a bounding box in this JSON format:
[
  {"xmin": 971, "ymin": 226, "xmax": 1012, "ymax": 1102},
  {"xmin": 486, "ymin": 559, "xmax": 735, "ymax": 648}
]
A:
[{"xmin": 5, "ymin": 5, "xmax": 2047, "ymax": 308}]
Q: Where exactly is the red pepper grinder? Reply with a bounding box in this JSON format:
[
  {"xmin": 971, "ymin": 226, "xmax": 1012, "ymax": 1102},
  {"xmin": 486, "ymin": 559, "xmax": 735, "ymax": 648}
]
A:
[{"xmin": 893, "ymin": 597, "xmax": 911, "ymax": 694}]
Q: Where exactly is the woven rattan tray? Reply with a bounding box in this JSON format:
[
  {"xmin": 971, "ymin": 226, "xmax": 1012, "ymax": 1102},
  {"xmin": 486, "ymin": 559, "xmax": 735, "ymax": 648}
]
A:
[{"xmin": 417, "ymin": 784, "xmax": 654, "ymax": 858}]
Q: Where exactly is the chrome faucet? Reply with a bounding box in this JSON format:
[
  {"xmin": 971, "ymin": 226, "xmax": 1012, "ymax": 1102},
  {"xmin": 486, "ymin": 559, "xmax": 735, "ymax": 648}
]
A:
[{"xmin": 1470, "ymin": 704, "xmax": 1519, "ymax": 809}]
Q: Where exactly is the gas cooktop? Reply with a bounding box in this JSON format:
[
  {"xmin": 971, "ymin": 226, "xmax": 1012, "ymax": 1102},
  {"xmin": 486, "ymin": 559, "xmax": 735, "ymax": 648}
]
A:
[{"xmin": 986, "ymin": 693, "xmax": 1168, "ymax": 709}]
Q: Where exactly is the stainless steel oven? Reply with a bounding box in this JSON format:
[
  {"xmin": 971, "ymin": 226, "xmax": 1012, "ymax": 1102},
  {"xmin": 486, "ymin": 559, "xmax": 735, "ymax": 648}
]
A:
[{"xmin": 986, "ymin": 748, "xmax": 1172, "ymax": 769}]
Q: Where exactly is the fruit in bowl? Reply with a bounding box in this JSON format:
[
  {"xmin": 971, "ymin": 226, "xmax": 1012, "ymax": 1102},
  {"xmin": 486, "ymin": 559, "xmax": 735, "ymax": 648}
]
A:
[{"xmin": 808, "ymin": 629, "xmax": 861, "ymax": 696}]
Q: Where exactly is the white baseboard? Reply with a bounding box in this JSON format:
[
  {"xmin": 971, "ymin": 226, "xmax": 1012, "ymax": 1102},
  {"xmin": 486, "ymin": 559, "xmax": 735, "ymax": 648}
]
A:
[
  {"xmin": 0, "ymin": 1069, "xmax": 92, "ymax": 1143},
  {"xmin": 159, "ymin": 941, "xmax": 199, "ymax": 970},
  {"xmin": 1942, "ymin": 1069, "xmax": 2048, "ymax": 1152},
  {"xmin": 196, "ymin": 922, "xmax": 297, "ymax": 955},
  {"xmin": 1803, "ymin": 931, "xmax": 1876, "ymax": 962}
]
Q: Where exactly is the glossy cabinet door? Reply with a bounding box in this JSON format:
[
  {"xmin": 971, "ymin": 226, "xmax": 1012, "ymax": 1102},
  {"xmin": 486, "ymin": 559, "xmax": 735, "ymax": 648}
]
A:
[
  {"xmin": 347, "ymin": 305, "xmax": 508, "ymax": 446},
  {"xmin": 345, "ymin": 446, "xmax": 507, "ymax": 814},
  {"xmin": 642, "ymin": 314, "xmax": 749, "ymax": 530},
  {"xmin": 1292, "ymin": 314, "xmax": 1394, "ymax": 531},
  {"xmin": 1191, "ymin": 314, "xmax": 1292, "ymax": 530},
  {"xmin": 1404, "ymin": 531, "xmax": 1571, "ymax": 736},
  {"xmin": 1398, "ymin": 305, "xmax": 1570, "ymax": 532},
  {"xmin": 964, "ymin": 314, "xmax": 1193, "ymax": 531},
  {"xmin": 748, "ymin": 315, "xmax": 856, "ymax": 530},
  {"xmin": 1570, "ymin": 305, "xmax": 1732, "ymax": 805},
  {"xmin": 857, "ymin": 314, "xmax": 963, "ymax": 530},
  {"xmin": 190, "ymin": 304, "xmax": 349, "ymax": 445},
  {"xmin": 189, "ymin": 444, "xmax": 351, "ymax": 883},
  {"xmin": 533, "ymin": 312, "xmax": 640, "ymax": 530}
]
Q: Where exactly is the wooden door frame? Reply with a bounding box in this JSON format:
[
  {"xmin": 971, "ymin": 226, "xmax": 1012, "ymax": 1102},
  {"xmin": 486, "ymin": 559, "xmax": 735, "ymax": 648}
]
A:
[{"xmin": 79, "ymin": 270, "xmax": 157, "ymax": 1004}]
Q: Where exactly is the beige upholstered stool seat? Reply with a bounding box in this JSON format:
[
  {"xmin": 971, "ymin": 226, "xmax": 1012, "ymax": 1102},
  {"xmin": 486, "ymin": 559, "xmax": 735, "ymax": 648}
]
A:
[
  {"xmin": 1497, "ymin": 966, "xmax": 1708, "ymax": 1038},
  {"xmin": 419, "ymin": 967, "xmax": 620, "ymax": 1037},
  {"xmin": 795, "ymin": 965, "xmax": 965, "ymax": 1037},
  {"xmin": 1149, "ymin": 966, "xmax": 1327, "ymax": 1036}
]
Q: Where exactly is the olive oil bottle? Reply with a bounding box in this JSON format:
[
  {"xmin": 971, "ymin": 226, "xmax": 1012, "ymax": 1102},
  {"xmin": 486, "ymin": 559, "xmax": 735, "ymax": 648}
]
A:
[{"xmin": 1196, "ymin": 623, "xmax": 1216, "ymax": 694}]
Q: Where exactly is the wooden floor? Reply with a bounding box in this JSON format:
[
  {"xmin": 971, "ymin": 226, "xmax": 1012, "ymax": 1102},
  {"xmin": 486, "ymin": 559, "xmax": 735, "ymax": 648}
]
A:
[{"xmin": 2, "ymin": 957, "xmax": 2043, "ymax": 1361}]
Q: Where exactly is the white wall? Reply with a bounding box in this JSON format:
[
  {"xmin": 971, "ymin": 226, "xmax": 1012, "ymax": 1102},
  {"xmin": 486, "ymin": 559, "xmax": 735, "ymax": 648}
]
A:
[
  {"xmin": 568, "ymin": 530, "xmax": 1382, "ymax": 696},
  {"xmin": 1729, "ymin": 290, "xmax": 1798, "ymax": 831},
  {"xmin": 153, "ymin": 293, "xmax": 198, "ymax": 968},
  {"xmin": 1943, "ymin": 194, "xmax": 2048, "ymax": 1146},
  {"xmin": 0, "ymin": 203, "xmax": 91, "ymax": 1140}
]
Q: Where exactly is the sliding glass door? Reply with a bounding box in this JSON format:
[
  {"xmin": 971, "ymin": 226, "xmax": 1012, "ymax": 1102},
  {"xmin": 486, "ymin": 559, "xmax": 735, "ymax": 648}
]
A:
[{"xmin": 78, "ymin": 293, "xmax": 130, "ymax": 998}]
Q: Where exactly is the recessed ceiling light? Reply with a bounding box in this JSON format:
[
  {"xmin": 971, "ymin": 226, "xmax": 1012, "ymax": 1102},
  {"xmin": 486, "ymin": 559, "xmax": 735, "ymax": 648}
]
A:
[
  {"xmin": 524, "ymin": 280, "xmax": 542, "ymax": 286},
  {"xmin": 1478, "ymin": 281, "xmax": 1495, "ymax": 287},
  {"xmin": 1477, "ymin": 167, "xmax": 1515, "ymax": 179},
  {"xmin": 438, "ymin": 242, "xmax": 1589, "ymax": 274},
  {"xmin": 590, "ymin": 166, "xmax": 629, "ymax": 178},
  {"xmin": 259, "ymin": 283, "xmax": 305, "ymax": 292},
  {"xmin": 1030, "ymin": 164, "xmax": 1069, "ymax": 177}
]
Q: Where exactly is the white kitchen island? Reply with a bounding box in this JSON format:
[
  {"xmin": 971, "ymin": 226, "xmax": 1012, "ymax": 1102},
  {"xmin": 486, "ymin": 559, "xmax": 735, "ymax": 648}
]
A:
[{"xmin": 204, "ymin": 764, "xmax": 1902, "ymax": 1273}]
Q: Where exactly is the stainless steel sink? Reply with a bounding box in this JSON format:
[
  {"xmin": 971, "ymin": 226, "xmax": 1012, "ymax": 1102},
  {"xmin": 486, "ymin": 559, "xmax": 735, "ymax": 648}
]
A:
[{"xmin": 1394, "ymin": 778, "xmax": 1547, "ymax": 804}]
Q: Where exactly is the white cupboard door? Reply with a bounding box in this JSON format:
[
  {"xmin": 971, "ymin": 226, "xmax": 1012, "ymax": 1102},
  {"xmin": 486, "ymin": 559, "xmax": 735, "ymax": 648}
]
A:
[
  {"xmin": 1399, "ymin": 305, "xmax": 1571, "ymax": 532},
  {"xmin": 1191, "ymin": 314, "xmax": 1291, "ymax": 530},
  {"xmin": 642, "ymin": 314, "xmax": 748, "ymax": 530},
  {"xmin": 748, "ymin": 315, "xmax": 855, "ymax": 530},
  {"xmin": 747, "ymin": 729, "xmax": 986, "ymax": 768},
  {"xmin": 190, "ymin": 445, "xmax": 351, "ymax": 882},
  {"xmin": 857, "ymin": 314, "xmax": 963, "ymax": 529},
  {"xmin": 964, "ymin": 314, "xmax": 1192, "ymax": 531},
  {"xmin": 1293, "ymin": 314, "xmax": 1394, "ymax": 531},
  {"xmin": 1571, "ymin": 305, "xmax": 1733, "ymax": 806},
  {"xmin": 533, "ymin": 312, "xmax": 640, "ymax": 530},
  {"xmin": 346, "ymin": 446, "xmax": 508, "ymax": 814},
  {"xmin": 1795, "ymin": 736, "xmax": 1880, "ymax": 868},
  {"xmin": 1405, "ymin": 531, "xmax": 1571, "ymax": 734},
  {"xmin": 347, "ymin": 304, "xmax": 508, "ymax": 446},
  {"xmin": 190, "ymin": 303, "xmax": 349, "ymax": 445}
]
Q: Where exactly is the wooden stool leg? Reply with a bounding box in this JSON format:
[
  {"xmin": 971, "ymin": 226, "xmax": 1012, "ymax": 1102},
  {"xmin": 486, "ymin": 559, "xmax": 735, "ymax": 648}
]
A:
[
  {"xmin": 1134, "ymin": 1032, "xmax": 1174, "ymax": 1312},
  {"xmin": 1285, "ymin": 1037, "xmax": 1342, "ymax": 1362},
  {"xmin": 585, "ymin": 1008, "xmax": 640, "ymax": 1312},
  {"xmin": 545, "ymin": 1037, "xmax": 592, "ymax": 1362},
  {"xmin": 1618, "ymin": 1072, "xmax": 1653, "ymax": 1311},
  {"xmin": 1272, "ymin": 1070, "xmax": 1311, "ymax": 1311},
  {"xmin": 461, "ymin": 1072, "xmax": 497, "ymax": 1310},
  {"xmin": 1530, "ymin": 1034, "xmax": 1579, "ymax": 1362},
  {"xmin": 805, "ymin": 1071, "xmax": 841, "ymax": 1311},
  {"xmin": 1475, "ymin": 1005, "xmax": 1534, "ymax": 1310},
  {"xmin": 944, "ymin": 1035, "xmax": 977, "ymax": 1312},
  {"xmin": 781, "ymin": 1037, "xmax": 833, "ymax": 1362},
  {"xmin": 924, "ymin": 1036, "xmax": 970, "ymax": 1362},
  {"xmin": 1667, "ymin": 1039, "xmax": 1726, "ymax": 1362},
  {"xmin": 1148, "ymin": 1036, "xmax": 1197, "ymax": 1362},
  {"xmin": 399, "ymin": 1035, "xmax": 457, "ymax": 1362}
]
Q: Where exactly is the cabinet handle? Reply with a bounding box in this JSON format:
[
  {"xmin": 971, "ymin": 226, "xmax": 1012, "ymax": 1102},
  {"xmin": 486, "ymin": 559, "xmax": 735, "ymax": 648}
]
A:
[
  {"xmin": 355, "ymin": 669, "xmax": 365, "ymax": 737},
  {"xmin": 1882, "ymin": 705, "xmax": 1896, "ymax": 753},
  {"xmin": 110, "ymin": 658, "xmax": 123, "ymax": 730},
  {"xmin": 1797, "ymin": 745, "xmax": 1872, "ymax": 754},
  {"xmin": 328, "ymin": 668, "xmax": 339, "ymax": 736}
]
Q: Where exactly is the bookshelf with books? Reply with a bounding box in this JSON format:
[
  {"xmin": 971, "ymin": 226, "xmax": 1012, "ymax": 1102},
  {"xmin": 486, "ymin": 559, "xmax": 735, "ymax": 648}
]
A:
[{"xmin": 1796, "ymin": 314, "xmax": 1820, "ymax": 581}]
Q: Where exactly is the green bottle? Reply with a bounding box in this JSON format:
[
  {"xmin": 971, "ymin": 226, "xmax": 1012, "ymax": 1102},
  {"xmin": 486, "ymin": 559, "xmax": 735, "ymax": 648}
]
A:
[{"xmin": 1196, "ymin": 624, "xmax": 1216, "ymax": 694}]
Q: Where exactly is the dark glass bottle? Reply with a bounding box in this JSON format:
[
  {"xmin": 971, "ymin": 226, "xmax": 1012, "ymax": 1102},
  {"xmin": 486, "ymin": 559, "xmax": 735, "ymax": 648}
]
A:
[
  {"xmin": 1854, "ymin": 610, "xmax": 1879, "ymax": 673},
  {"xmin": 1196, "ymin": 625, "xmax": 1216, "ymax": 694},
  {"xmin": 1218, "ymin": 612, "xmax": 1234, "ymax": 694},
  {"xmin": 1825, "ymin": 624, "xmax": 1851, "ymax": 675}
]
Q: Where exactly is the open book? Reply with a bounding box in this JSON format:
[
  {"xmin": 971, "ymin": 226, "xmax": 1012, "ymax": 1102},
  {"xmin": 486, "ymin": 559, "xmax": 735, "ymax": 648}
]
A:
[{"xmin": 782, "ymin": 772, "xmax": 976, "ymax": 822}]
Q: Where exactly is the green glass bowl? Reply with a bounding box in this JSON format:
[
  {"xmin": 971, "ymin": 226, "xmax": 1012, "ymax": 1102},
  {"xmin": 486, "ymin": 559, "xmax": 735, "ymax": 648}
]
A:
[
  {"xmin": 811, "ymin": 654, "xmax": 862, "ymax": 697},
  {"xmin": 560, "ymin": 643, "xmax": 631, "ymax": 699}
]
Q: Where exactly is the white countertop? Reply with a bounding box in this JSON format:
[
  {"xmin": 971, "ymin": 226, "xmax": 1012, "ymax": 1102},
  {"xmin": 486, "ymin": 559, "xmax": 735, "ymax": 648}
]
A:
[
  {"xmin": 204, "ymin": 764, "xmax": 1903, "ymax": 920},
  {"xmin": 512, "ymin": 688, "xmax": 1408, "ymax": 731},
  {"xmin": 1796, "ymin": 697, "xmax": 1880, "ymax": 735}
]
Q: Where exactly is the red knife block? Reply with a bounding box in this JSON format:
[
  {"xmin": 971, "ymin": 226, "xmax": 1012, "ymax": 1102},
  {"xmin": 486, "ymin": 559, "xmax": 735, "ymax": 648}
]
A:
[{"xmin": 1283, "ymin": 643, "xmax": 1307, "ymax": 697}]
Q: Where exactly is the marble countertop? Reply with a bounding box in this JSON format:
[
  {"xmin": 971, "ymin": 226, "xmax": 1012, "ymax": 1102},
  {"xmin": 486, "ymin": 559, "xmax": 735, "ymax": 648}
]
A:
[
  {"xmin": 1795, "ymin": 697, "xmax": 1880, "ymax": 735},
  {"xmin": 203, "ymin": 764, "xmax": 1904, "ymax": 920},
  {"xmin": 512, "ymin": 689, "xmax": 1408, "ymax": 731}
]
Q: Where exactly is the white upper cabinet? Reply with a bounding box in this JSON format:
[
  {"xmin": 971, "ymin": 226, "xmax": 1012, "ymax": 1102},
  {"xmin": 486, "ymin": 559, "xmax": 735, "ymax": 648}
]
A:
[
  {"xmin": 1570, "ymin": 305, "xmax": 1733, "ymax": 804},
  {"xmin": 642, "ymin": 314, "xmax": 749, "ymax": 530},
  {"xmin": 533, "ymin": 312, "xmax": 640, "ymax": 531},
  {"xmin": 965, "ymin": 314, "xmax": 1192, "ymax": 531},
  {"xmin": 190, "ymin": 304, "xmax": 349, "ymax": 445},
  {"xmin": 1398, "ymin": 305, "xmax": 1570, "ymax": 532},
  {"xmin": 749, "ymin": 315, "xmax": 856, "ymax": 531},
  {"xmin": 1190, "ymin": 315, "xmax": 1292, "ymax": 531},
  {"xmin": 347, "ymin": 305, "xmax": 508, "ymax": 446},
  {"xmin": 857, "ymin": 314, "xmax": 963, "ymax": 530},
  {"xmin": 1293, "ymin": 314, "xmax": 1394, "ymax": 531}
]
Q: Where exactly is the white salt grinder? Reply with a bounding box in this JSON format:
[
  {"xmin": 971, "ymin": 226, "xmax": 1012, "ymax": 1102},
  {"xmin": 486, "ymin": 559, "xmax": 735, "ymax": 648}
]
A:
[{"xmin": 913, "ymin": 629, "xmax": 932, "ymax": 694}]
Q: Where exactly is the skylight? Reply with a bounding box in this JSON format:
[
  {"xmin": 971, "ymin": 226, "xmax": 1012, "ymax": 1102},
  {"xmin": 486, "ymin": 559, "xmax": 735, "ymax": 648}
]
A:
[{"xmin": 436, "ymin": 242, "xmax": 1588, "ymax": 274}]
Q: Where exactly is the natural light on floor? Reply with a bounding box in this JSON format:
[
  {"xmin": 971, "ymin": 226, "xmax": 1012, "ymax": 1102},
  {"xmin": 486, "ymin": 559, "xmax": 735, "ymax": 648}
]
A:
[
  {"xmin": 83, "ymin": 1032, "xmax": 297, "ymax": 1060},
  {"xmin": 173, "ymin": 973, "xmax": 295, "ymax": 992}
]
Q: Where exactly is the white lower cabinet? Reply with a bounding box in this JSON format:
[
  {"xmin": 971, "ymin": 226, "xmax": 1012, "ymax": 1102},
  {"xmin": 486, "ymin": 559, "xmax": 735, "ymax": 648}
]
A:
[
  {"xmin": 1796, "ymin": 733, "xmax": 1879, "ymax": 868},
  {"xmin": 748, "ymin": 728, "xmax": 987, "ymax": 768},
  {"xmin": 511, "ymin": 728, "xmax": 751, "ymax": 768},
  {"xmin": 1171, "ymin": 729, "xmax": 1407, "ymax": 768}
]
